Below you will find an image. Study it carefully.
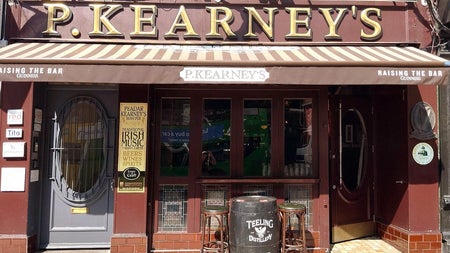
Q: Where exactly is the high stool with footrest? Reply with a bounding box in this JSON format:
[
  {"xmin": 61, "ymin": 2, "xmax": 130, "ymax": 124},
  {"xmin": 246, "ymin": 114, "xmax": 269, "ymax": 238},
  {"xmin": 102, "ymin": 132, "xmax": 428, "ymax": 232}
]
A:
[
  {"xmin": 278, "ymin": 202, "xmax": 307, "ymax": 253},
  {"xmin": 201, "ymin": 205, "xmax": 229, "ymax": 253}
]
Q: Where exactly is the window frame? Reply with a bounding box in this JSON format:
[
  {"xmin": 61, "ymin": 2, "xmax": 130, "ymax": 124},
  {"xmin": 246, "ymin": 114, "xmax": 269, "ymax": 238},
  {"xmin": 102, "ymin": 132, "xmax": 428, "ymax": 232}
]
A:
[{"xmin": 153, "ymin": 88, "xmax": 318, "ymax": 233}]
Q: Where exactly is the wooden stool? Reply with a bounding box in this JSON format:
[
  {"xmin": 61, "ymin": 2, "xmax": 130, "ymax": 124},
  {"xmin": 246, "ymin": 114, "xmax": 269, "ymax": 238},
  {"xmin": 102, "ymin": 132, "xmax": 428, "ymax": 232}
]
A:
[
  {"xmin": 278, "ymin": 202, "xmax": 307, "ymax": 253},
  {"xmin": 201, "ymin": 206, "xmax": 229, "ymax": 253}
]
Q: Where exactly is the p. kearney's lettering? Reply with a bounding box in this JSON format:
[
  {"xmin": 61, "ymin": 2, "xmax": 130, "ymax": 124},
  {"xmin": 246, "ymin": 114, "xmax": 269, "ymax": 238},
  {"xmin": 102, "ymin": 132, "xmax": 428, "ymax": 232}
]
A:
[
  {"xmin": 180, "ymin": 67, "xmax": 269, "ymax": 82},
  {"xmin": 121, "ymin": 105, "xmax": 148, "ymax": 120},
  {"xmin": 43, "ymin": 4, "xmax": 383, "ymax": 41},
  {"xmin": 184, "ymin": 68, "xmax": 266, "ymax": 80}
]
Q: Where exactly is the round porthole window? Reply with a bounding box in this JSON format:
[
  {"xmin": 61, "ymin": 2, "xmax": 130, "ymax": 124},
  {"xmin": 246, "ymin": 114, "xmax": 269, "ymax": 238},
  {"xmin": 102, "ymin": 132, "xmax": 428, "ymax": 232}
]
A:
[{"xmin": 52, "ymin": 96, "xmax": 108, "ymax": 204}]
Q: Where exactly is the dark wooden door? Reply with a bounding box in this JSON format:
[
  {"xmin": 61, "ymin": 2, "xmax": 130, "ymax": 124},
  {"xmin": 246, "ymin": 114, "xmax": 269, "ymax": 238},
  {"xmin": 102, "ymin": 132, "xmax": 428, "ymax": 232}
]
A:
[{"xmin": 330, "ymin": 96, "xmax": 375, "ymax": 243}]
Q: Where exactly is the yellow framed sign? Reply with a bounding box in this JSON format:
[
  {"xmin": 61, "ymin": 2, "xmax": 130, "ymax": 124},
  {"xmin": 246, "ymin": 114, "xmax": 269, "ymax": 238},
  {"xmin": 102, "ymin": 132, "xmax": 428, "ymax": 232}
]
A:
[{"xmin": 117, "ymin": 103, "xmax": 147, "ymax": 193}]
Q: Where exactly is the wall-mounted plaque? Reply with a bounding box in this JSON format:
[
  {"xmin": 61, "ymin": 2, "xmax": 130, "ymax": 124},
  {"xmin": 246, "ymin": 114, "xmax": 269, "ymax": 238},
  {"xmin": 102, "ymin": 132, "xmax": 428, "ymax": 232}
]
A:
[
  {"xmin": 1, "ymin": 167, "xmax": 26, "ymax": 192},
  {"xmin": 6, "ymin": 128, "xmax": 22, "ymax": 138},
  {"xmin": 2, "ymin": 142, "xmax": 26, "ymax": 158},
  {"xmin": 7, "ymin": 109, "xmax": 23, "ymax": 125},
  {"xmin": 412, "ymin": 142, "xmax": 434, "ymax": 165}
]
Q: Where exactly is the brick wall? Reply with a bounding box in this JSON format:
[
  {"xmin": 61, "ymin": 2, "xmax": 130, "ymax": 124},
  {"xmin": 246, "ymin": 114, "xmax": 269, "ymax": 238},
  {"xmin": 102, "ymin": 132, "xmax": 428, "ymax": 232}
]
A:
[
  {"xmin": 111, "ymin": 234, "xmax": 147, "ymax": 253},
  {"xmin": 378, "ymin": 223, "xmax": 442, "ymax": 253},
  {"xmin": 0, "ymin": 235, "xmax": 27, "ymax": 253},
  {"xmin": 152, "ymin": 233, "xmax": 202, "ymax": 251}
]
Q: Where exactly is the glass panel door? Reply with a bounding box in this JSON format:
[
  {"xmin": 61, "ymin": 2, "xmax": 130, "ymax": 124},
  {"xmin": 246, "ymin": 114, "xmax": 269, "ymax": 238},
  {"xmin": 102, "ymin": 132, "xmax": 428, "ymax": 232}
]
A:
[
  {"xmin": 243, "ymin": 99, "xmax": 271, "ymax": 177},
  {"xmin": 160, "ymin": 99, "xmax": 191, "ymax": 177},
  {"xmin": 202, "ymin": 99, "xmax": 231, "ymax": 176},
  {"xmin": 284, "ymin": 99, "xmax": 313, "ymax": 177}
]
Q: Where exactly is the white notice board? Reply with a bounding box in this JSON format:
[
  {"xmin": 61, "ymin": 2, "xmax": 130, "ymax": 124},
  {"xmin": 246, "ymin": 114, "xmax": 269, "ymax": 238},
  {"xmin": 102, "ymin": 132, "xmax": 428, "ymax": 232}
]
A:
[{"xmin": 1, "ymin": 167, "xmax": 26, "ymax": 191}]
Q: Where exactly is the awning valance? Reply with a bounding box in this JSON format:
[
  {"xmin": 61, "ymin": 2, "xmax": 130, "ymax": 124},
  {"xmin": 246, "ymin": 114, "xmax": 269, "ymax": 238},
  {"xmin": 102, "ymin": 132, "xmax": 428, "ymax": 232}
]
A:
[{"xmin": 0, "ymin": 42, "xmax": 448, "ymax": 85}]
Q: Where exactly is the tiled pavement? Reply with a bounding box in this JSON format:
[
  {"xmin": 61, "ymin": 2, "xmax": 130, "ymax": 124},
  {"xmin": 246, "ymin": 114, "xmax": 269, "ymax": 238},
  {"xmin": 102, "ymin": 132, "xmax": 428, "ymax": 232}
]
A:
[
  {"xmin": 331, "ymin": 237, "xmax": 402, "ymax": 253},
  {"xmin": 37, "ymin": 237, "xmax": 401, "ymax": 253}
]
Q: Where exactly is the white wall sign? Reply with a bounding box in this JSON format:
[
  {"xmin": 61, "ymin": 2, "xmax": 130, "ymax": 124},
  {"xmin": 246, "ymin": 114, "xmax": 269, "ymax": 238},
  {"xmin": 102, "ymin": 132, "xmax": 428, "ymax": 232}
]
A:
[
  {"xmin": 412, "ymin": 142, "xmax": 434, "ymax": 165},
  {"xmin": 2, "ymin": 142, "xmax": 26, "ymax": 158},
  {"xmin": 180, "ymin": 67, "xmax": 269, "ymax": 83},
  {"xmin": 7, "ymin": 109, "xmax": 24, "ymax": 125},
  {"xmin": 1, "ymin": 167, "xmax": 26, "ymax": 192},
  {"xmin": 6, "ymin": 128, "xmax": 23, "ymax": 138}
]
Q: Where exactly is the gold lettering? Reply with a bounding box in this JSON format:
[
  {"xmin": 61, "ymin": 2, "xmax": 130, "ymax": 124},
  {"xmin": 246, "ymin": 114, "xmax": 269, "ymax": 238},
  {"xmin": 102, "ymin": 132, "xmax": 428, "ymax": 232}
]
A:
[
  {"xmin": 206, "ymin": 6, "xmax": 236, "ymax": 39},
  {"xmin": 42, "ymin": 3, "xmax": 72, "ymax": 36},
  {"xmin": 244, "ymin": 7, "xmax": 278, "ymax": 40},
  {"xmin": 285, "ymin": 7, "xmax": 312, "ymax": 39},
  {"xmin": 164, "ymin": 5, "xmax": 199, "ymax": 39},
  {"xmin": 360, "ymin": 8, "xmax": 382, "ymax": 41},
  {"xmin": 89, "ymin": 4, "xmax": 123, "ymax": 36},
  {"xmin": 130, "ymin": 5, "xmax": 157, "ymax": 38},
  {"xmin": 319, "ymin": 8, "xmax": 348, "ymax": 40},
  {"xmin": 40, "ymin": 4, "xmax": 385, "ymax": 42}
]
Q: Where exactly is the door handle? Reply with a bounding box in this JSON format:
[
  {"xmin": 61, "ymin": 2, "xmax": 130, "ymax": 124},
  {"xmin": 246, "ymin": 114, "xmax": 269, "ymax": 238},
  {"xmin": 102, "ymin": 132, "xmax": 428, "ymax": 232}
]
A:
[
  {"xmin": 395, "ymin": 180, "xmax": 405, "ymax": 184},
  {"xmin": 108, "ymin": 178, "xmax": 115, "ymax": 191}
]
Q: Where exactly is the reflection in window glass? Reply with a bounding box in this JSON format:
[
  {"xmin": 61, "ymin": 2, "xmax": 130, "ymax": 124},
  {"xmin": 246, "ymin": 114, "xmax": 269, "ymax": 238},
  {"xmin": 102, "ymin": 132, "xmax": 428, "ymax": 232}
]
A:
[
  {"xmin": 202, "ymin": 99, "xmax": 231, "ymax": 177},
  {"xmin": 284, "ymin": 99, "xmax": 313, "ymax": 177},
  {"xmin": 58, "ymin": 97, "xmax": 107, "ymax": 202},
  {"xmin": 243, "ymin": 100, "xmax": 271, "ymax": 177},
  {"xmin": 342, "ymin": 109, "xmax": 367, "ymax": 191},
  {"xmin": 160, "ymin": 99, "xmax": 190, "ymax": 176}
]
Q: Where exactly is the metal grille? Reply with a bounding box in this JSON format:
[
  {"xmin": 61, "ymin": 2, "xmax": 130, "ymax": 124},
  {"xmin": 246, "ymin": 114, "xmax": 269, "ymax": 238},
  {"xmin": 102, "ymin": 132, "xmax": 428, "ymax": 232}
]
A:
[
  {"xmin": 158, "ymin": 185, "xmax": 188, "ymax": 232},
  {"xmin": 285, "ymin": 185, "xmax": 313, "ymax": 228},
  {"xmin": 52, "ymin": 96, "xmax": 108, "ymax": 204}
]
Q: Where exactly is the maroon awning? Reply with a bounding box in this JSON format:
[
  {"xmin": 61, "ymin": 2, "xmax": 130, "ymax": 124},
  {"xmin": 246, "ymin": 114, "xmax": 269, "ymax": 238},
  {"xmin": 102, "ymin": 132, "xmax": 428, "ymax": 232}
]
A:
[{"xmin": 0, "ymin": 42, "xmax": 448, "ymax": 85}]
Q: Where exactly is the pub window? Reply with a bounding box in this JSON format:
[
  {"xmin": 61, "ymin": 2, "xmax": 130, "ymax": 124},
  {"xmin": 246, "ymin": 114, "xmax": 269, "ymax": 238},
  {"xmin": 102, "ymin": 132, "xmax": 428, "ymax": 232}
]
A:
[
  {"xmin": 201, "ymin": 185, "xmax": 230, "ymax": 229},
  {"xmin": 202, "ymin": 99, "xmax": 231, "ymax": 177},
  {"xmin": 160, "ymin": 98, "xmax": 190, "ymax": 177},
  {"xmin": 243, "ymin": 99, "xmax": 272, "ymax": 177},
  {"xmin": 284, "ymin": 99, "xmax": 313, "ymax": 177},
  {"xmin": 158, "ymin": 185, "xmax": 188, "ymax": 232},
  {"xmin": 285, "ymin": 184, "xmax": 313, "ymax": 228},
  {"xmin": 202, "ymin": 185, "xmax": 229, "ymax": 207}
]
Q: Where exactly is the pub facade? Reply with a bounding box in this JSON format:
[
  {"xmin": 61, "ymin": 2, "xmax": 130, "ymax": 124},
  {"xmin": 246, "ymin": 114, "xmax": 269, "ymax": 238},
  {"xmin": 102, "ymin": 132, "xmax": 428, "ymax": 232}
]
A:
[{"xmin": 0, "ymin": 0, "xmax": 449, "ymax": 253}]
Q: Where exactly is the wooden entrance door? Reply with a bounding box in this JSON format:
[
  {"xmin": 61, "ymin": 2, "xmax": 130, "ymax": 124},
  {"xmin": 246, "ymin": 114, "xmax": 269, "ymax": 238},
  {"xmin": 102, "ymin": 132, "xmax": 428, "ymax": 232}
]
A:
[{"xmin": 330, "ymin": 96, "xmax": 375, "ymax": 243}]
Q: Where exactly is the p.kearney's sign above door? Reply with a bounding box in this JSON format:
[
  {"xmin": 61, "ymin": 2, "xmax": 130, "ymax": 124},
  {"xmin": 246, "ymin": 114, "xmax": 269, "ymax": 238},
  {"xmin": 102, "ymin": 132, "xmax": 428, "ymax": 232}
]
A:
[
  {"xmin": 13, "ymin": 2, "xmax": 413, "ymax": 43},
  {"xmin": 43, "ymin": 4, "xmax": 382, "ymax": 41}
]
